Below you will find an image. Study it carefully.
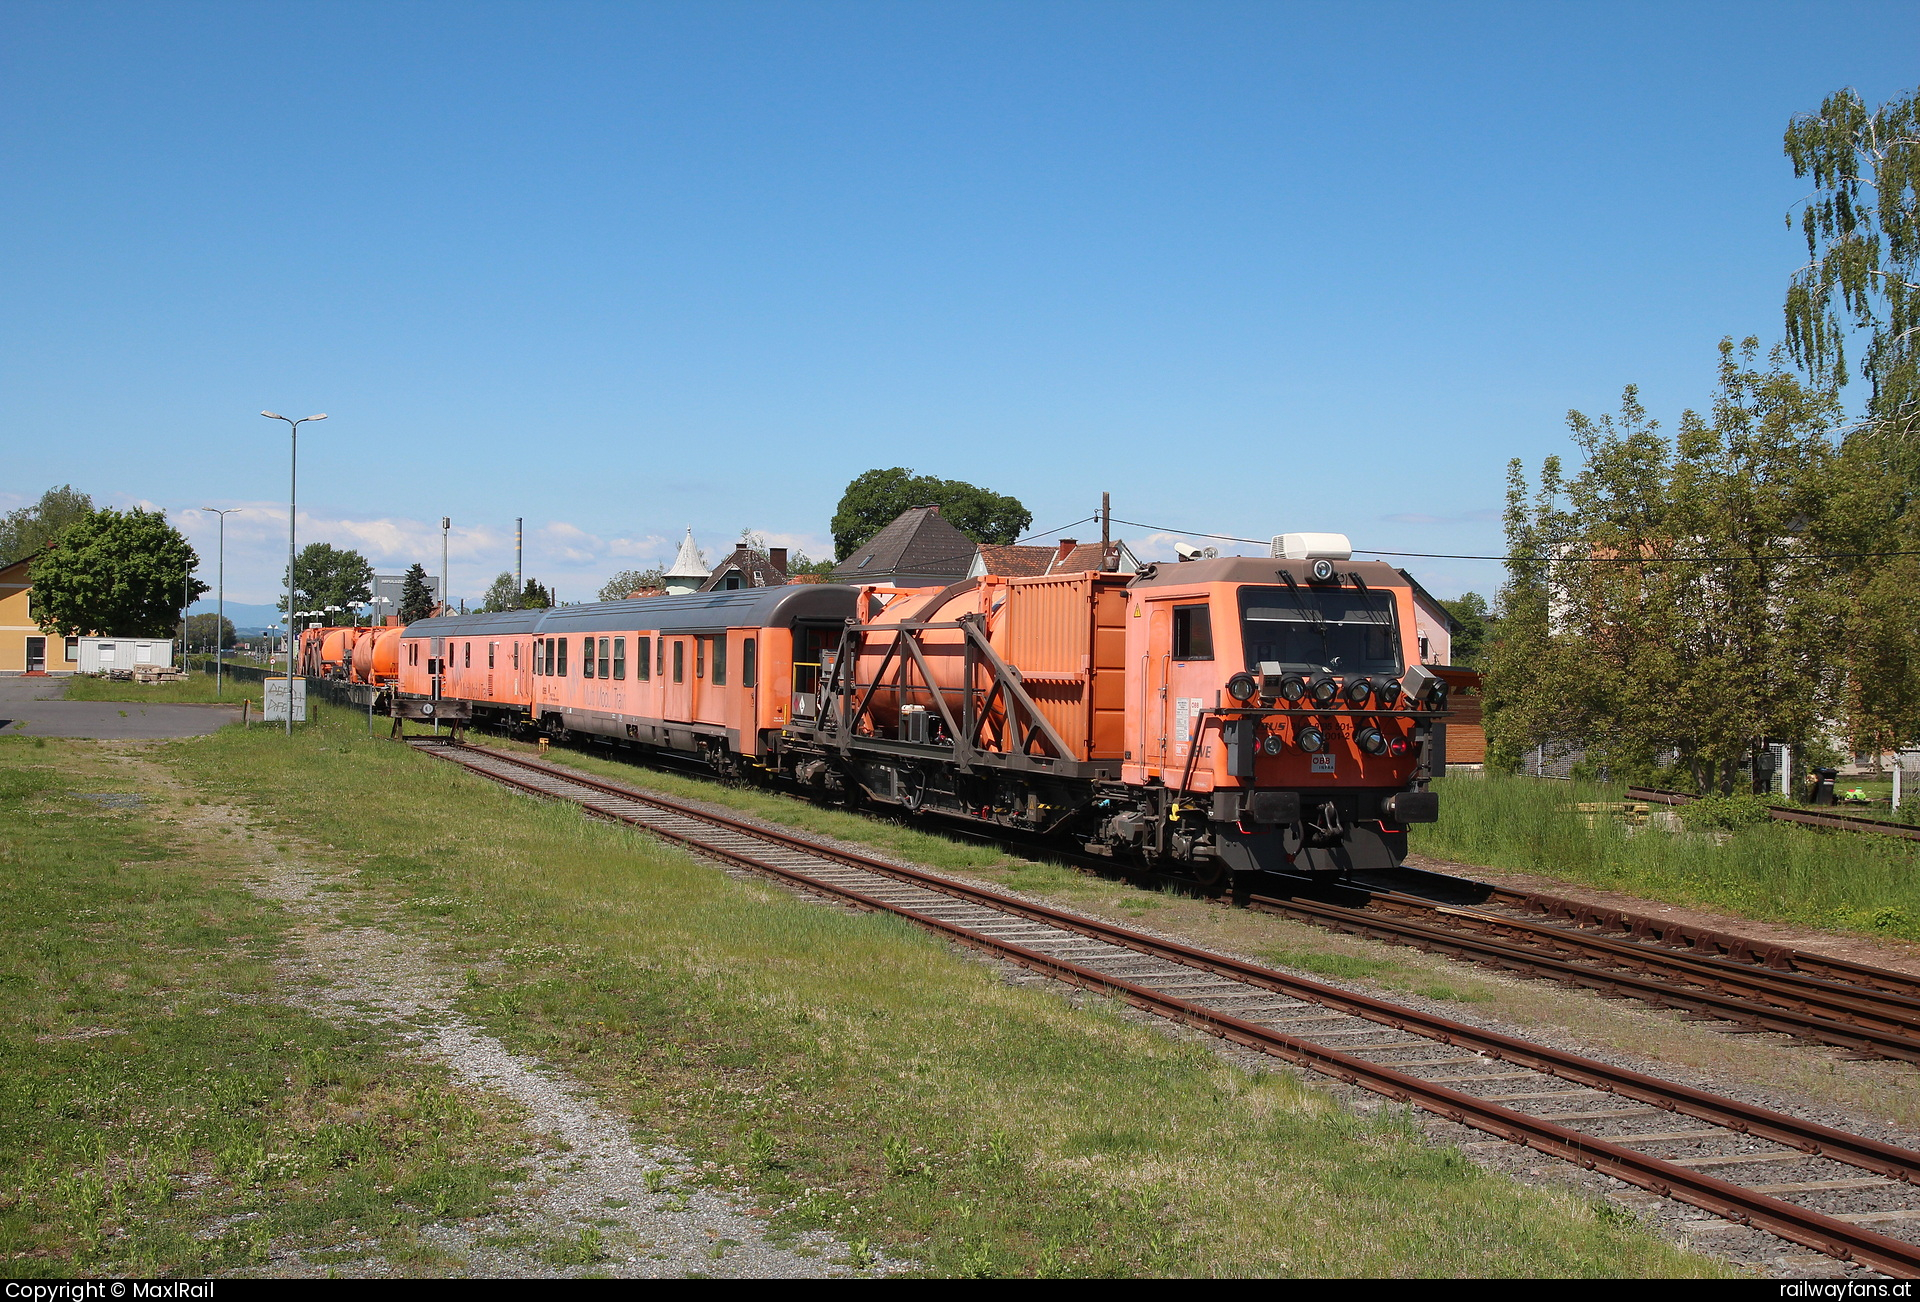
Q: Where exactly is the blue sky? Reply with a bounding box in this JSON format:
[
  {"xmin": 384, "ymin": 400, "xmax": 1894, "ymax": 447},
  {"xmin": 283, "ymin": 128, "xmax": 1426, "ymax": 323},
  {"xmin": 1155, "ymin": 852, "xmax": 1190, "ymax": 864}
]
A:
[{"xmin": 4, "ymin": 1, "xmax": 1916, "ymax": 613}]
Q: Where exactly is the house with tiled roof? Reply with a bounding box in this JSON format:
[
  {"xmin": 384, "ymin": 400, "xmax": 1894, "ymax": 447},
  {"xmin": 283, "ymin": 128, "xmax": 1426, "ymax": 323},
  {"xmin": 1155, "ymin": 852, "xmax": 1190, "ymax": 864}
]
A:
[
  {"xmin": 828, "ymin": 506, "xmax": 979, "ymax": 588},
  {"xmin": 699, "ymin": 543, "xmax": 790, "ymax": 592},
  {"xmin": 967, "ymin": 537, "xmax": 1139, "ymax": 579}
]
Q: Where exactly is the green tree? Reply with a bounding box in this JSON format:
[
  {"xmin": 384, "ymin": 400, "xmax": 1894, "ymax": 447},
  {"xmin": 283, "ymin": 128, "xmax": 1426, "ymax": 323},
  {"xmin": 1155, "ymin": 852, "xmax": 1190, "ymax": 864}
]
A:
[
  {"xmin": 0, "ymin": 485, "xmax": 95, "ymax": 560},
  {"xmin": 787, "ymin": 551, "xmax": 837, "ymax": 576},
  {"xmin": 29, "ymin": 507, "xmax": 206, "ymax": 638},
  {"xmin": 480, "ymin": 571, "xmax": 519, "ymax": 612},
  {"xmin": 184, "ymin": 612, "xmax": 236, "ymax": 651},
  {"xmin": 398, "ymin": 563, "xmax": 436, "ymax": 624},
  {"xmin": 277, "ymin": 544, "xmax": 374, "ymax": 624},
  {"xmin": 521, "ymin": 577, "xmax": 552, "ymax": 608},
  {"xmin": 830, "ymin": 468, "xmax": 1031, "ymax": 560},
  {"xmin": 1438, "ymin": 593, "xmax": 1490, "ymax": 668},
  {"xmin": 1783, "ymin": 86, "xmax": 1920, "ymax": 451},
  {"xmin": 598, "ymin": 568, "xmax": 663, "ymax": 602},
  {"xmin": 1488, "ymin": 341, "xmax": 1845, "ymax": 793}
]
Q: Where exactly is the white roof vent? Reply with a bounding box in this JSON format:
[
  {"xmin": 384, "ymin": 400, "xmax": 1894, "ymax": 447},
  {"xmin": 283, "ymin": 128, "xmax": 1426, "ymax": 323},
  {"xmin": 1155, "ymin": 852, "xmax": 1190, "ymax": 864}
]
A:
[{"xmin": 1271, "ymin": 532, "xmax": 1353, "ymax": 561}]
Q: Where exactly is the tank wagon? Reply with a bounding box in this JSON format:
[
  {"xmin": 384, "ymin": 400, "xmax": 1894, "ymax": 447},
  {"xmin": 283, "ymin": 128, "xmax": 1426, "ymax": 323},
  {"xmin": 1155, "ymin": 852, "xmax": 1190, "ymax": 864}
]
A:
[{"xmin": 391, "ymin": 534, "xmax": 1447, "ymax": 881}]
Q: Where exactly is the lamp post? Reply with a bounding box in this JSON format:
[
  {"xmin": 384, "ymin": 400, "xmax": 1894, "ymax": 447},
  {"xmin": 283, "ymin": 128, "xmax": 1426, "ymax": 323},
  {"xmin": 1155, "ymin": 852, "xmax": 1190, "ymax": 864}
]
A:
[
  {"xmin": 262, "ymin": 411, "xmax": 326, "ymax": 734},
  {"xmin": 199, "ymin": 508, "xmax": 241, "ymax": 700}
]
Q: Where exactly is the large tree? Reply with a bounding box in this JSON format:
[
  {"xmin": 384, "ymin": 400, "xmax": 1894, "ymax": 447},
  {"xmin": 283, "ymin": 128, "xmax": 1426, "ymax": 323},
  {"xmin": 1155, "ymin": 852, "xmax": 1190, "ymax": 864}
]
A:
[
  {"xmin": 278, "ymin": 543, "xmax": 374, "ymax": 624},
  {"xmin": 0, "ymin": 485, "xmax": 94, "ymax": 561},
  {"xmin": 1438, "ymin": 593, "xmax": 1490, "ymax": 668},
  {"xmin": 1783, "ymin": 86, "xmax": 1920, "ymax": 453},
  {"xmin": 398, "ymin": 563, "xmax": 436, "ymax": 624},
  {"xmin": 1488, "ymin": 341, "xmax": 1846, "ymax": 792},
  {"xmin": 30, "ymin": 507, "xmax": 206, "ymax": 638},
  {"xmin": 184, "ymin": 612, "xmax": 237, "ymax": 651},
  {"xmin": 830, "ymin": 468, "xmax": 1031, "ymax": 560},
  {"xmin": 481, "ymin": 571, "xmax": 554, "ymax": 610}
]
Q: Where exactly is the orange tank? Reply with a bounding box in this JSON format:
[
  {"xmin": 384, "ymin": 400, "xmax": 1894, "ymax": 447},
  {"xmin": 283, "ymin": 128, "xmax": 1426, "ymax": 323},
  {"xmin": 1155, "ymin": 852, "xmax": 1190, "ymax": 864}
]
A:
[
  {"xmin": 318, "ymin": 627, "xmax": 358, "ymax": 677},
  {"xmin": 356, "ymin": 626, "xmax": 401, "ymax": 684},
  {"xmin": 848, "ymin": 571, "xmax": 1129, "ymax": 762}
]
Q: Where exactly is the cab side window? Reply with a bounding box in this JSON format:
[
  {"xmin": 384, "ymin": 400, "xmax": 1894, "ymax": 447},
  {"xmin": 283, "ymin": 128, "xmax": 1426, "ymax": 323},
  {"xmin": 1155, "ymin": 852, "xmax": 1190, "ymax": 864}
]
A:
[{"xmin": 1172, "ymin": 605, "xmax": 1213, "ymax": 660}]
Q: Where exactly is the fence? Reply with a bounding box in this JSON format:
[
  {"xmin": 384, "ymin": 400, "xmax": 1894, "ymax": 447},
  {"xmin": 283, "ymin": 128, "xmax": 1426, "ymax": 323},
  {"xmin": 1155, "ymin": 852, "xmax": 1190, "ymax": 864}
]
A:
[{"xmin": 186, "ymin": 657, "xmax": 384, "ymax": 710}]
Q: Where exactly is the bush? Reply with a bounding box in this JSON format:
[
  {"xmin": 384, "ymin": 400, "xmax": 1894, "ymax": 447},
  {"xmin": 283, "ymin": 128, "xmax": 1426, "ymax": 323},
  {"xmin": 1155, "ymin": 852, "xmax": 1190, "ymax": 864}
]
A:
[{"xmin": 1674, "ymin": 793, "xmax": 1773, "ymax": 830}]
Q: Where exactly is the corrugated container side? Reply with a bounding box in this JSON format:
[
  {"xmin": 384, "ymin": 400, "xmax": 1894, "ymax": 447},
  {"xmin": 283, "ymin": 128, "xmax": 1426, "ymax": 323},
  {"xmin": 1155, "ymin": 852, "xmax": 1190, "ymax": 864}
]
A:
[{"xmin": 996, "ymin": 572, "xmax": 1128, "ymax": 761}]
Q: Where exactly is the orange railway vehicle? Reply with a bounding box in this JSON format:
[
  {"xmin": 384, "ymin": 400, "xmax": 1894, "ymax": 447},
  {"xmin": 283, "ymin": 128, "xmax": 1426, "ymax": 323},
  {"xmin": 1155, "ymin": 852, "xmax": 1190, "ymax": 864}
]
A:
[
  {"xmin": 392, "ymin": 533, "xmax": 1446, "ymax": 882},
  {"xmin": 778, "ymin": 539, "xmax": 1447, "ymax": 881},
  {"xmin": 395, "ymin": 586, "xmax": 860, "ymax": 769}
]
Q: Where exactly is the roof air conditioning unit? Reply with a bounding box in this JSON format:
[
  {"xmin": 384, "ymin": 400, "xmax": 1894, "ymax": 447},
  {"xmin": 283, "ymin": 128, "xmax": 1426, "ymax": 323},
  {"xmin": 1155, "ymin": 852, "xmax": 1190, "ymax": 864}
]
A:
[{"xmin": 1271, "ymin": 532, "xmax": 1353, "ymax": 561}]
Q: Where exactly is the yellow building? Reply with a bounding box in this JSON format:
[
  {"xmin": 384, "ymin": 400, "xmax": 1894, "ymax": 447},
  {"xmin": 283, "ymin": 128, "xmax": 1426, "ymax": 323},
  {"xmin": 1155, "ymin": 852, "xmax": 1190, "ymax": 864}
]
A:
[{"xmin": 0, "ymin": 553, "xmax": 79, "ymax": 673}]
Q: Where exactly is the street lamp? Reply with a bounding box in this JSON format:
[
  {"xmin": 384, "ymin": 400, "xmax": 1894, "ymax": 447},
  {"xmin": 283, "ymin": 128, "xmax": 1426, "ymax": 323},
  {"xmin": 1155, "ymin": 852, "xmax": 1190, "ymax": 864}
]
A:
[
  {"xmin": 199, "ymin": 508, "xmax": 241, "ymax": 700},
  {"xmin": 262, "ymin": 411, "xmax": 326, "ymax": 734}
]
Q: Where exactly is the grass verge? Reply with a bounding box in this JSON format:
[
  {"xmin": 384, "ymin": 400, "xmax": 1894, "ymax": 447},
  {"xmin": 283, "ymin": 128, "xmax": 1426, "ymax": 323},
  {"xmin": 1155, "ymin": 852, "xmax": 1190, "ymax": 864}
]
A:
[
  {"xmin": 62, "ymin": 669, "xmax": 248, "ymax": 706},
  {"xmin": 1413, "ymin": 774, "xmax": 1920, "ymax": 942},
  {"xmin": 0, "ymin": 735, "xmax": 528, "ymax": 1277},
  {"xmin": 158, "ymin": 708, "xmax": 1718, "ymax": 1277}
]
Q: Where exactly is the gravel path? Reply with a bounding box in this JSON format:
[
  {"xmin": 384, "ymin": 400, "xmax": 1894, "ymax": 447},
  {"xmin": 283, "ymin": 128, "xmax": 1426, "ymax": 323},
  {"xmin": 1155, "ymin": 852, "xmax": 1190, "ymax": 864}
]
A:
[{"xmin": 237, "ymin": 832, "xmax": 880, "ymax": 1278}]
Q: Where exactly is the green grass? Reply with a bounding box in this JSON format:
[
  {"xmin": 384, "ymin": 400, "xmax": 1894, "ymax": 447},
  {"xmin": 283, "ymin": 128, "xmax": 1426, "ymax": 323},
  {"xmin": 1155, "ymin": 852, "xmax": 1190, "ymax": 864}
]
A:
[
  {"xmin": 62, "ymin": 668, "xmax": 250, "ymax": 705},
  {"xmin": 0, "ymin": 735, "xmax": 528, "ymax": 1277},
  {"xmin": 153, "ymin": 708, "xmax": 1718, "ymax": 1278},
  {"xmin": 1413, "ymin": 773, "xmax": 1920, "ymax": 942}
]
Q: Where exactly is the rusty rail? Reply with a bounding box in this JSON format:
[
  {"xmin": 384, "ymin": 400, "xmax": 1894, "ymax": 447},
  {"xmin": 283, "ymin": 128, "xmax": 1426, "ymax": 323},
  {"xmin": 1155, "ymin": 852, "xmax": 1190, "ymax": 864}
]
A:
[{"xmin": 1628, "ymin": 785, "xmax": 1920, "ymax": 841}]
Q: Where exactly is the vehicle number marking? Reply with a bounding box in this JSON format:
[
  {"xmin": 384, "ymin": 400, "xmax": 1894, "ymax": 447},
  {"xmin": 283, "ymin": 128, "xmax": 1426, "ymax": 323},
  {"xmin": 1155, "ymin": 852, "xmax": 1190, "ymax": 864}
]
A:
[{"xmin": 1311, "ymin": 753, "xmax": 1336, "ymax": 774}]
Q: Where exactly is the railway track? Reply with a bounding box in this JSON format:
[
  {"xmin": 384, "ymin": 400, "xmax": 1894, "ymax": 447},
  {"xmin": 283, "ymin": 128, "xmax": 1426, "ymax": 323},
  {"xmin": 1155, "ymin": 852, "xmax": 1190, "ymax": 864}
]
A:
[
  {"xmin": 1236, "ymin": 878, "xmax": 1920, "ymax": 1066},
  {"xmin": 408, "ymin": 736, "xmax": 1920, "ymax": 1277},
  {"xmin": 1628, "ymin": 786, "xmax": 1920, "ymax": 841}
]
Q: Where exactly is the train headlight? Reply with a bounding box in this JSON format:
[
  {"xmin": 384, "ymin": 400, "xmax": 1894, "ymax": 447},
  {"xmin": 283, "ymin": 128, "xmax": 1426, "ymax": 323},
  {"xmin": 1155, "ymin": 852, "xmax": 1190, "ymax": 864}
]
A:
[
  {"xmin": 1357, "ymin": 727, "xmax": 1388, "ymax": 755},
  {"xmin": 1296, "ymin": 726, "xmax": 1326, "ymax": 753},
  {"xmin": 1261, "ymin": 732, "xmax": 1286, "ymax": 756},
  {"xmin": 1429, "ymin": 681, "xmax": 1449, "ymax": 708},
  {"xmin": 1277, "ymin": 674, "xmax": 1307, "ymax": 701},
  {"xmin": 1377, "ymin": 678, "xmax": 1402, "ymax": 706},
  {"xmin": 1343, "ymin": 676, "xmax": 1373, "ymax": 705},
  {"xmin": 1310, "ymin": 558, "xmax": 1336, "ymax": 582},
  {"xmin": 1309, "ymin": 675, "xmax": 1339, "ymax": 707},
  {"xmin": 1227, "ymin": 672, "xmax": 1259, "ymax": 702}
]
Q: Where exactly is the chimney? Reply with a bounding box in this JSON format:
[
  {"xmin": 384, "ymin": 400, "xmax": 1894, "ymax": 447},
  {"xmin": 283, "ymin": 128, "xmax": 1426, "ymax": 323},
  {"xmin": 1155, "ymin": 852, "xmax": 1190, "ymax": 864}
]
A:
[
  {"xmin": 769, "ymin": 547, "xmax": 787, "ymax": 575},
  {"xmin": 1052, "ymin": 538, "xmax": 1078, "ymax": 569}
]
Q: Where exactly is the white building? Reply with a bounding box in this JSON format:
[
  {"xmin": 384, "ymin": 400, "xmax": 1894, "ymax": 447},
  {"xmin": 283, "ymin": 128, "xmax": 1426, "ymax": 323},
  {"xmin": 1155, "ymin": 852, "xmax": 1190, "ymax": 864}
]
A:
[
  {"xmin": 663, "ymin": 528, "xmax": 708, "ymax": 596},
  {"xmin": 76, "ymin": 636, "xmax": 174, "ymax": 674}
]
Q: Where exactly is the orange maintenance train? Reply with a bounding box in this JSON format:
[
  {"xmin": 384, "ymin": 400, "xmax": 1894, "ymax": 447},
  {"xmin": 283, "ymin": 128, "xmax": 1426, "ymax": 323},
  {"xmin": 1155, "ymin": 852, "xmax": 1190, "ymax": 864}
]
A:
[{"xmin": 392, "ymin": 532, "xmax": 1449, "ymax": 881}]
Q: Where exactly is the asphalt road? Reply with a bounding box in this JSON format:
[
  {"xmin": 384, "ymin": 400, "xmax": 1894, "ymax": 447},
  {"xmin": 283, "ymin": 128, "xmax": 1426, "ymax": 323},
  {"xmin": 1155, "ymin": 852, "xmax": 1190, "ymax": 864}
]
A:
[{"xmin": 0, "ymin": 676, "xmax": 242, "ymax": 739}]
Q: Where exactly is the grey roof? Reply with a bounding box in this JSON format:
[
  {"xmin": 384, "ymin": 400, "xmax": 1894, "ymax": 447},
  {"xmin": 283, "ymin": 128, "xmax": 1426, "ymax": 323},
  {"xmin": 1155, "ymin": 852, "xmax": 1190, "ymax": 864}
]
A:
[
  {"xmin": 404, "ymin": 584, "xmax": 857, "ymax": 637},
  {"xmin": 829, "ymin": 506, "xmax": 978, "ymax": 582}
]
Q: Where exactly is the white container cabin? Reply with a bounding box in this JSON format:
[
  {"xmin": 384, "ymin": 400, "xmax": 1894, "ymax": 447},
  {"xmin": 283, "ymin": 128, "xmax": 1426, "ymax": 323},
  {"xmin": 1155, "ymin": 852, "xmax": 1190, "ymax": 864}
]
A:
[{"xmin": 76, "ymin": 636, "xmax": 174, "ymax": 674}]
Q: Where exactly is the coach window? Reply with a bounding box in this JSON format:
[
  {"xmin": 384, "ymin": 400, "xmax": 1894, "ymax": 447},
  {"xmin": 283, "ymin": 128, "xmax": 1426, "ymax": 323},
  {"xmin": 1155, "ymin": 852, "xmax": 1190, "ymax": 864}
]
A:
[
  {"xmin": 464, "ymin": 642, "xmax": 471, "ymax": 668},
  {"xmin": 613, "ymin": 638, "xmax": 625, "ymax": 680},
  {"xmin": 695, "ymin": 637, "xmax": 705, "ymax": 679},
  {"xmin": 673, "ymin": 640, "xmax": 684, "ymax": 683},
  {"xmin": 488, "ymin": 642, "xmax": 496, "ymax": 669},
  {"xmin": 637, "ymin": 636, "xmax": 651, "ymax": 680},
  {"xmin": 557, "ymin": 637, "xmax": 568, "ymax": 677},
  {"xmin": 533, "ymin": 639, "xmax": 543, "ymax": 675},
  {"xmin": 742, "ymin": 637, "xmax": 756, "ymax": 688},
  {"xmin": 657, "ymin": 637, "xmax": 665, "ymax": 676},
  {"xmin": 1172, "ymin": 604, "xmax": 1214, "ymax": 661},
  {"xmin": 583, "ymin": 638, "xmax": 596, "ymax": 678},
  {"xmin": 598, "ymin": 637, "xmax": 611, "ymax": 679},
  {"xmin": 711, "ymin": 635, "xmax": 726, "ymax": 686},
  {"xmin": 513, "ymin": 642, "xmax": 520, "ymax": 670}
]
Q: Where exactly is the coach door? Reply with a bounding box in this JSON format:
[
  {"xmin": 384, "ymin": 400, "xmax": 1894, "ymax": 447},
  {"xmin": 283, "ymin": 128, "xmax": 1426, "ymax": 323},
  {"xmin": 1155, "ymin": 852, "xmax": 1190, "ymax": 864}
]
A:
[{"xmin": 663, "ymin": 637, "xmax": 692, "ymax": 722}]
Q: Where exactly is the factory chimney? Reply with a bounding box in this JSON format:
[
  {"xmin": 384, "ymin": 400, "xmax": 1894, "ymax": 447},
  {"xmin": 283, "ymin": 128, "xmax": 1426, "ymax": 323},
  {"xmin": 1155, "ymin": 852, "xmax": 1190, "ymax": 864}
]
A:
[{"xmin": 515, "ymin": 518, "xmax": 523, "ymax": 592}]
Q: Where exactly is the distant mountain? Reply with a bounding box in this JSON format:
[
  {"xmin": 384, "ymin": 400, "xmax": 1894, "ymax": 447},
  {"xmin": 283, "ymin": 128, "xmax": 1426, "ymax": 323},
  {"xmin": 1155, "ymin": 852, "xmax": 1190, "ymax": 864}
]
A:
[{"xmin": 187, "ymin": 600, "xmax": 286, "ymax": 635}]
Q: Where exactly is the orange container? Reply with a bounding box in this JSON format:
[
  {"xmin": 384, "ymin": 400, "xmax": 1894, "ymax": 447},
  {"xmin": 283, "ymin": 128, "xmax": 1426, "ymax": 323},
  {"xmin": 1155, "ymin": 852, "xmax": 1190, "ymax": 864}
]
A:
[
  {"xmin": 359, "ymin": 626, "xmax": 401, "ymax": 683},
  {"xmin": 849, "ymin": 570, "xmax": 1129, "ymax": 762}
]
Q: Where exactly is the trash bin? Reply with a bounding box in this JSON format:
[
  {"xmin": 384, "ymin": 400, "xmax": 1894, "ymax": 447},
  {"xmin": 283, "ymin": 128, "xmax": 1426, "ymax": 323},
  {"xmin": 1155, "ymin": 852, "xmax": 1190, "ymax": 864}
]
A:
[{"xmin": 1809, "ymin": 767, "xmax": 1839, "ymax": 806}]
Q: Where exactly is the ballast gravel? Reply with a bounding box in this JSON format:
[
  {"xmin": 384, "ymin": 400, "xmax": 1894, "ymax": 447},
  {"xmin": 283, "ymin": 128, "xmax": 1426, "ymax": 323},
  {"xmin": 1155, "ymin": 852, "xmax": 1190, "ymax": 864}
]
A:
[{"xmin": 233, "ymin": 833, "xmax": 892, "ymax": 1278}]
